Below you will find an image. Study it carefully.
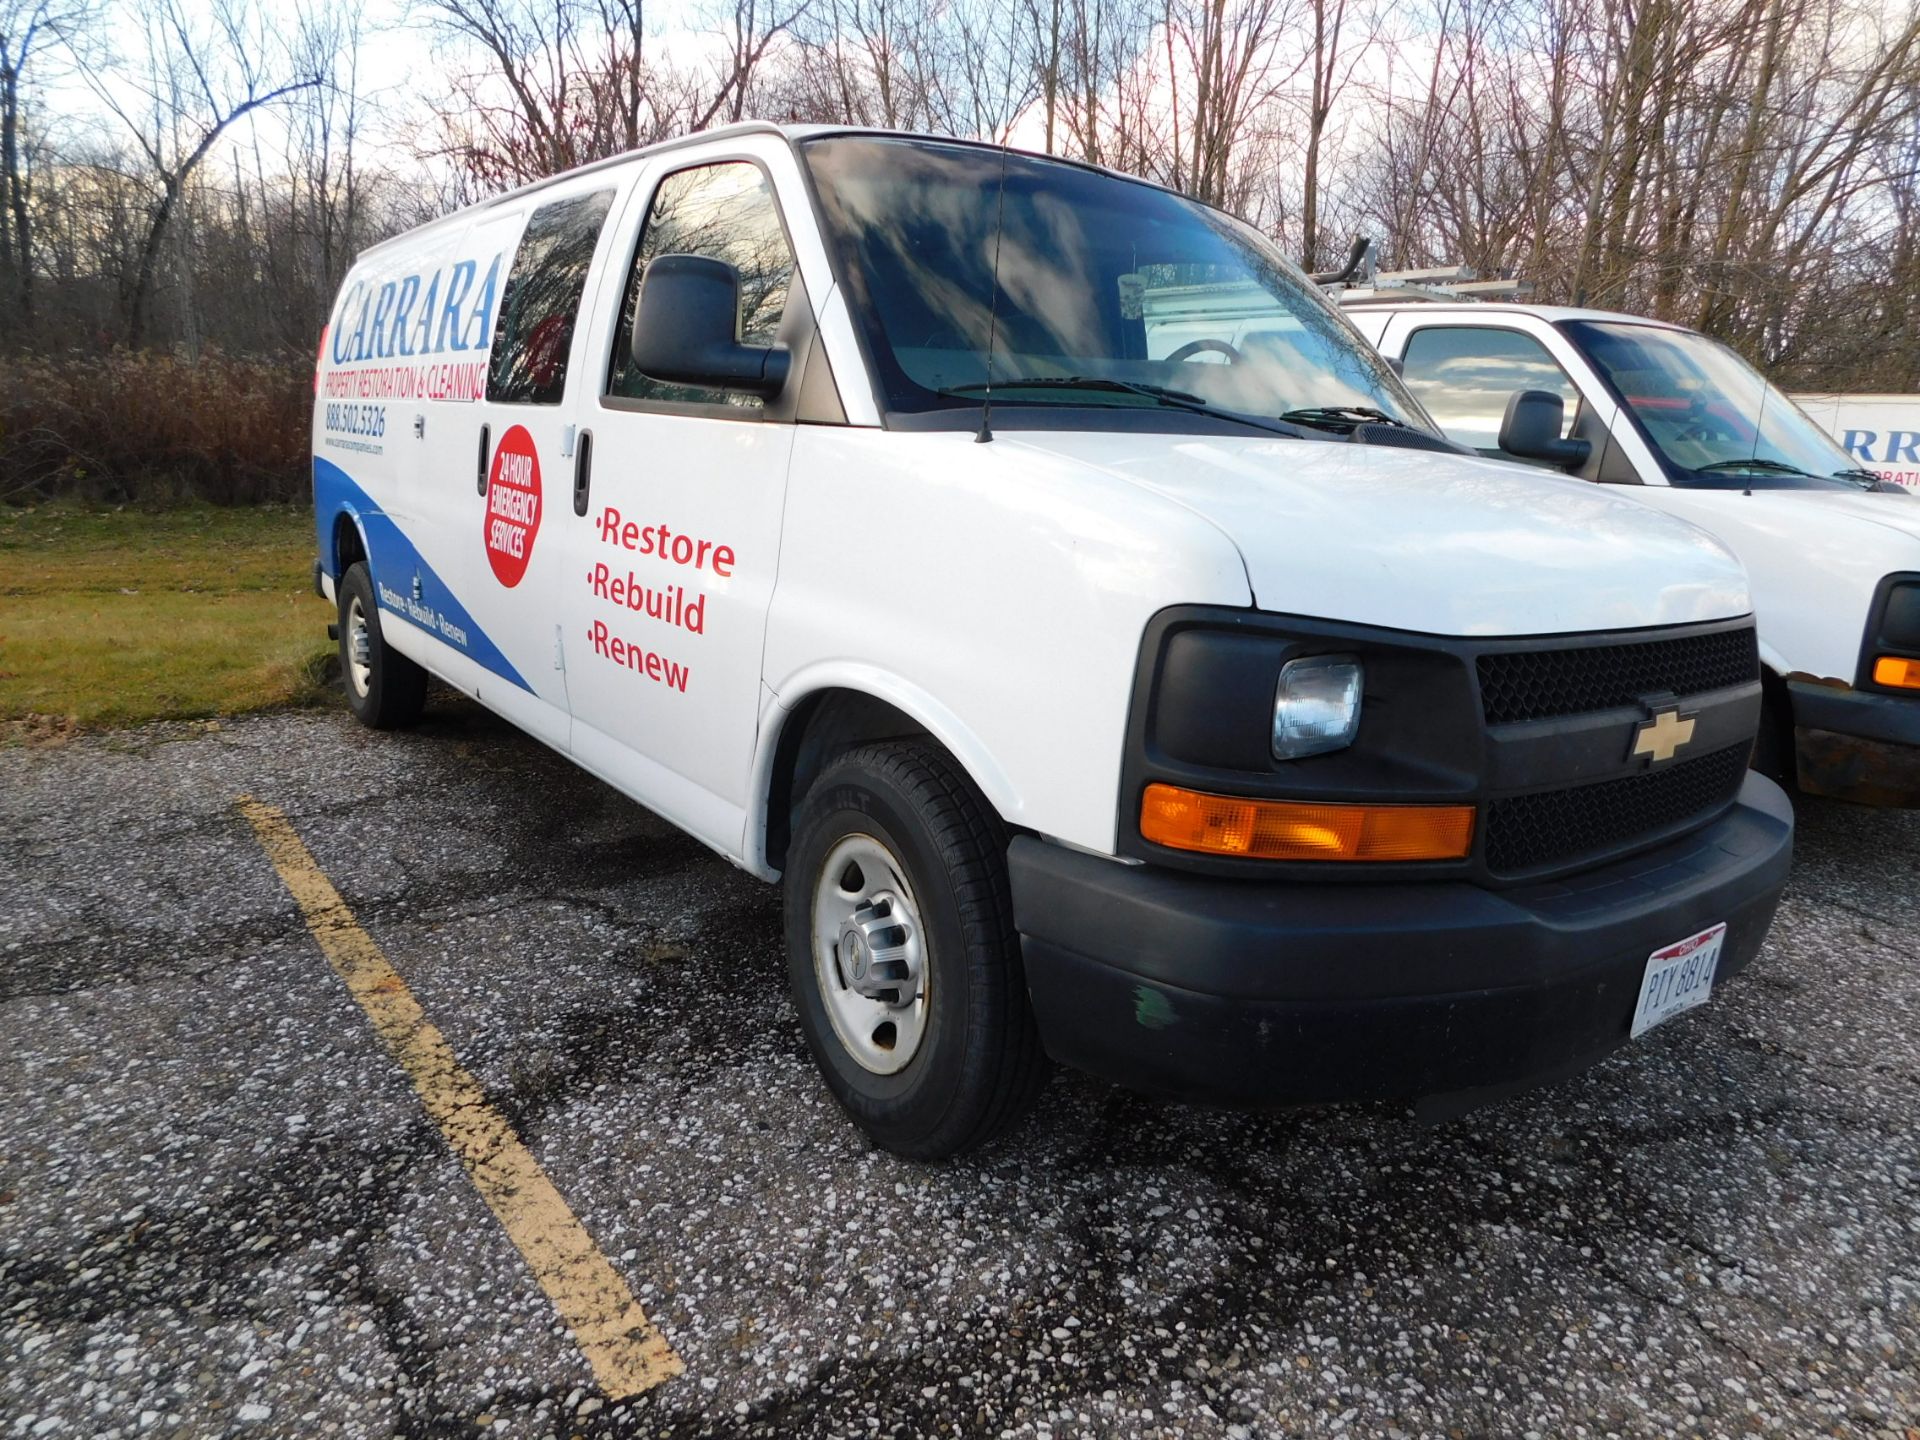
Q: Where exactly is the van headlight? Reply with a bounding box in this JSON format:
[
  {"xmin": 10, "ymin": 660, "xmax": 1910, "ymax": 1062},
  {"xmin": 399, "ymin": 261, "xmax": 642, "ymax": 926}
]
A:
[{"xmin": 1272, "ymin": 656, "xmax": 1363, "ymax": 759}]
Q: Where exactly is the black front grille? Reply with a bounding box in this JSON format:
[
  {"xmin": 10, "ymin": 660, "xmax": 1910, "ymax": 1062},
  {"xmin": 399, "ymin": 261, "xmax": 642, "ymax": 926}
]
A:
[
  {"xmin": 1479, "ymin": 628, "xmax": 1758, "ymax": 725},
  {"xmin": 1483, "ymin": 742, "xmax": 1750, "ymax": 875}
]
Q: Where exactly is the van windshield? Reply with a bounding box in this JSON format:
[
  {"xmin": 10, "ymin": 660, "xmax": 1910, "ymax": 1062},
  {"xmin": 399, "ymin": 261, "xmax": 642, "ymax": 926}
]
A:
[
  {"xmin": 1565, "ymin": 320, "xmax": 1881, "ymax": 490},
  {"xmin": 799, "ymin": 135, "xmax": 1422, "ymax": 431}
]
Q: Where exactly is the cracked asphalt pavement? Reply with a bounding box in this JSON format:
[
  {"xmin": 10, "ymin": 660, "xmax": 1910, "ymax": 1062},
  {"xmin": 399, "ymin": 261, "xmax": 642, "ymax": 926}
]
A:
[{"xmin": 3, "ymin": 699, "xmax": 1917, "ymax": 1439}]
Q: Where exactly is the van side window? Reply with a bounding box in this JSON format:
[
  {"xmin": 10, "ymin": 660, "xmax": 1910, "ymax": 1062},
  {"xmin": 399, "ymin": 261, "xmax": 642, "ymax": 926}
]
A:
[
  {"xmin": 1400, "ymin": 326, "xmax": 1583, "ymax": 461},
  {"xmin": 487, "ymin": 190, "xmax": 615, "ymax": 406},
  {"xmin": 608, "ymin": 162, "xmax": 796, "ymax": 410}
]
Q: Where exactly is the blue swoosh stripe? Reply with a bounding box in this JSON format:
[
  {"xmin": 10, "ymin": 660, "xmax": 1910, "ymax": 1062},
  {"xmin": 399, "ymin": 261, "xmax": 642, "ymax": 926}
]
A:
[{"xmin": 313, "ymin": 455, "xmax": 533, "ymax": 693}]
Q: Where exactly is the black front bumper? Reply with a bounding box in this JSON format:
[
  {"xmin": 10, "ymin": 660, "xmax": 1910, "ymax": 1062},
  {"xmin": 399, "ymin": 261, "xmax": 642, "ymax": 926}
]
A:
[
  {"xmin": 1011, "ymin": 773, "xmax": 1793, "ymax": 1111},
  {"xmin": 1789, "ymin": 679, "xmax": 1920, "ymax": 806}
]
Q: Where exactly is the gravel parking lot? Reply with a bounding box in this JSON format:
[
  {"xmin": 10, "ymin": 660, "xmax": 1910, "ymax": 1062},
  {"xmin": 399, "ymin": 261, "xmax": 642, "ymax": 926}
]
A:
[{"xmin": 3, "ymin": 699, "xmax": 1917, "ymax": 1439}]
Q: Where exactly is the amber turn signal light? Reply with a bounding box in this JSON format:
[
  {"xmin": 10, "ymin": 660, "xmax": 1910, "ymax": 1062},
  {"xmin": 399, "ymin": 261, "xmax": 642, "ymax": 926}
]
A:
[
  {"xmin": 1140, "ymin": 784, "xmax": 1475, "ymax": 861},
  {"xmin": 1873, "ymin": 655, "xmax": 1920, "ymax": 691}
]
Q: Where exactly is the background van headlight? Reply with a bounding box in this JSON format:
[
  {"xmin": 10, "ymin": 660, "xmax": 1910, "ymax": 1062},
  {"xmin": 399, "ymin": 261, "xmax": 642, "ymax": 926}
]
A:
[{"xmin": 1272, "ymin": 656, "xmax": 1363, "ymax": 759}]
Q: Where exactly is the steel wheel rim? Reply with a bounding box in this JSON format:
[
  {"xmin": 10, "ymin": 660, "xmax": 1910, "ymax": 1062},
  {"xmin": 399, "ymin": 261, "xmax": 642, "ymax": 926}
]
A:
[
  {"xmin": 345, "ymin": 595, "xmax": 373, "ymax": 698},
  {"xmin": 810, "ymin": 833, "xmax": 929, "ymax": 1075}
]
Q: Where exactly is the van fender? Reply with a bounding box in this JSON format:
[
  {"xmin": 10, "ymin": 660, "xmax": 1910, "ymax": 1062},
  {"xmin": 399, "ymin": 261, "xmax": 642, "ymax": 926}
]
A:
[
  {"xmin": 1756, "ymin": 636, "xmax": 1791, "ymax": 681},
  {"xmin": 327, "ymin": 502, "xmax": 374, "ymax": 583},
  {"xmin": 314, "ymin": 448, "xmax": 378, "ymax": 585},
  {"xmin": 745, "ymin": 661, "xmax": 1025, "ymax": 879}
]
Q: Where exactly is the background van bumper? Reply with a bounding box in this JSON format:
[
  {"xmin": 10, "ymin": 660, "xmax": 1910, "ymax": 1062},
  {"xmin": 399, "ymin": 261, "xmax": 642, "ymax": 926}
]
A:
[
  {"xmin": 1009, "ymin": 774, "xmax": 1793, "ymax": 1111},
  {"xmin": 1790, "ymin": 679, "xmax": 1920, "ymax": 806}
]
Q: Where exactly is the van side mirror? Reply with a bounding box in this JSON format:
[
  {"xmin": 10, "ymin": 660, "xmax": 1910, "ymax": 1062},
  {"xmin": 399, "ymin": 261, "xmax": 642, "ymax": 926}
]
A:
[
  {"xmin": 631, "ymin": 254, "xmax": 790, "ymax": 399},
  {"xmin": 1498, "ymin": 389, "xmax": 1592, "ymax": 470}
]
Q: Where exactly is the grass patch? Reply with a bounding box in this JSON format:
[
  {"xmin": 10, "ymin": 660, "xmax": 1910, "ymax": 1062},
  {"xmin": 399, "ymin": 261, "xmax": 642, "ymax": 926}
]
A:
[{"xmin": 0, "ymin": 505, "xmax": 334, "ymax": 733}]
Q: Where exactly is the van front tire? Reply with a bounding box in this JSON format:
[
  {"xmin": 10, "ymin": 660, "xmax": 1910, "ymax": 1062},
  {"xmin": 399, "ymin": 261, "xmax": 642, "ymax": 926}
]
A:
[
  {"xmin": 784, "ymin": 740, "xmax": 1047, "ymax": 1159},
  {"xmin": 337, "ymin": 562, "xmax": 427, "ymax": 730}
]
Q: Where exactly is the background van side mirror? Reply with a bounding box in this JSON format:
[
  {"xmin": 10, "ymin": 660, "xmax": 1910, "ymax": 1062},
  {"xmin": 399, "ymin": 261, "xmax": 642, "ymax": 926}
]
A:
[
  {"xmin": 631, "ymin": 254, "xmax": 790, "ymax": 399},
  {"xmin": 1499, "ymin": 389, "xmax": 1592, "ymax": 470}
]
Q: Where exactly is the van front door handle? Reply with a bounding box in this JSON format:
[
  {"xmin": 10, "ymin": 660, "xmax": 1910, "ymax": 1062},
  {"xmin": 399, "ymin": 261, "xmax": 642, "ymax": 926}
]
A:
[
  {"xmin": 476, "ymin": 423, "xmax": 491, "ymax": 495},
  {"xmin": 573, "ymin": 429, "xmax": 593, "ymax": 517}
]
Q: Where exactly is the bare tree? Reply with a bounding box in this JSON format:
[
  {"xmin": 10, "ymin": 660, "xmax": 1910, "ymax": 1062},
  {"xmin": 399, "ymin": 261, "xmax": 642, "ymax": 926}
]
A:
[
  {"xmin": 1297, "ymin": 0, "xmax": 1379, "ymax": 269},
  {"xmin": 0, "ymin": 0, "xmax": 1913, "ymax": 400},
  {"xmin": 71, "ymin": 0, "xmax": 317, "ymax": 345},
  {"xmin": 423, "ymin": 0, "xmax": 810, "ymax": 189},
  {"xmin": 0, "ymin": 0, "xmax": 93, "ymax": 333},
  {"xmin": 1161, "ymin": 0, "xmax": 1304, "ymax": 207}
]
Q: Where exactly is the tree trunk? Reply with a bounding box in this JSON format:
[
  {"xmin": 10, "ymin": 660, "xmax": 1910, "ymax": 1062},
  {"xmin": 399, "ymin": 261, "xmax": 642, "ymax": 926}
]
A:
[{"xmin": 0, "ymin": 60, "xmax": 28, "ymax": 331}]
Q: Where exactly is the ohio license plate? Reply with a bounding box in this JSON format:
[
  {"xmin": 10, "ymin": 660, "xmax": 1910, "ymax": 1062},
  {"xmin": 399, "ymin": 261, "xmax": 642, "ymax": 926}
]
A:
[{"xmin": 1630, "ymin": 922, "xmax": 1726, "ymax": 1039}]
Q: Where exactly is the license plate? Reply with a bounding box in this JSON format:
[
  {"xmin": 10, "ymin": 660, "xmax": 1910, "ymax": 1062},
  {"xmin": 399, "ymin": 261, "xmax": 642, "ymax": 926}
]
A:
[{"xmin": 1630, "ymin": 922, "xmax": 1726, "ymax": 1039}]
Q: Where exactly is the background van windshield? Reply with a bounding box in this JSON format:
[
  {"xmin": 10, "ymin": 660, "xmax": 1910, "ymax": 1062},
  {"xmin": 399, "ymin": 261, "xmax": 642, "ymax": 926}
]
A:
[
  {"xmin": 1566, "ymin": 320, "xmax": 1872, "ymax": 488},
  {"xmin": 800, "ymin": 135, "xmax": 1419, "ymax": 428}
]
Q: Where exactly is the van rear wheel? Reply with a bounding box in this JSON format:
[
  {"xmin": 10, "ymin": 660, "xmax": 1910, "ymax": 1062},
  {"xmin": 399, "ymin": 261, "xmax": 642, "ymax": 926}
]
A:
[
  {"xmin": 337, "ymin": 562, "xmax": 427, "ymax": 730},
  {"xmin": 784, "ymin": 740, "xmax": 1047, "ymax": 1159}
]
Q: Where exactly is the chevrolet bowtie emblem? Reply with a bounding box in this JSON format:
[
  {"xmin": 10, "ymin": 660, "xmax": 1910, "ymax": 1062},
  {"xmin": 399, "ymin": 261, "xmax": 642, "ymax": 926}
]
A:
[{"xmin": 1631, "ymin": 706, "xmax": 1696, "ymax": 765}]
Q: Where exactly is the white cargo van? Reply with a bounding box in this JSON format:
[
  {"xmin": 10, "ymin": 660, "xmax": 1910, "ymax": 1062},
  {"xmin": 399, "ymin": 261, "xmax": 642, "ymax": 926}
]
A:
[
  {"xmin": 1792, "ymin": 393, "xmax": 1920, "ymax": 492},
  {"xmin": 1344, "ymin": 298, "xmax": 1920, "ymax": 809},
  {"xmin": 312, "ymin": 124, "xmax": 1792, "ymax": 1157}
]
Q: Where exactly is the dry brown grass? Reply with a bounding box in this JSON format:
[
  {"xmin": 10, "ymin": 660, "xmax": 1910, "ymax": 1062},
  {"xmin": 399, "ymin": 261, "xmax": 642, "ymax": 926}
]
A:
[{"xmin": 0, "ymin": 350, "xmax": 310, "ymax": 505}]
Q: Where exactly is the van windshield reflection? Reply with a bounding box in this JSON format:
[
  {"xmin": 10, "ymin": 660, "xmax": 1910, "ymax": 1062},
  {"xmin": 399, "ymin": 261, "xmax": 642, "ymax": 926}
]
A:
[
  {"xmin": 1565, "ymin": 320, "xmax": 1882, "ymax": 490},
  {"xmin": 799, "ymin": 135, "xmax": 1422, "ymax": 431}
]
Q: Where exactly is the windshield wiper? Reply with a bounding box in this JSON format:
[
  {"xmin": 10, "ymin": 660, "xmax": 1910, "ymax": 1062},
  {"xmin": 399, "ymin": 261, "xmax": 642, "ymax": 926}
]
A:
[
  {"xmin": 943, "ymin": 375, "xmax": 1203, "ymax": 404},
  {"xmin": 1833, "ymin": 466, "xmax": 1909, "ymax": 493},
  {"xmin": 940, "ymin": 376, "xmax": 1306, "ymax": 437},
  {"xmin": 1278, "ymin": 405, "xmax": 1413, "ymax": 432},
  {"xmin": 1692, "ymin": 458, "xmax": 1810, "ymax": 476}
]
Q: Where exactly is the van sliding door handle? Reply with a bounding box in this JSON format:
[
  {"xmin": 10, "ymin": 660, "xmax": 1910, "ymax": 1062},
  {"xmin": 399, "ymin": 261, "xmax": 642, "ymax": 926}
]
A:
[
  {"xmin": 476, "ymin": 423, "xmax": 491, "ymax": 495},
  {"xmin": 573, "ymin": 430, "xmax": 593, "ymax": 517}
]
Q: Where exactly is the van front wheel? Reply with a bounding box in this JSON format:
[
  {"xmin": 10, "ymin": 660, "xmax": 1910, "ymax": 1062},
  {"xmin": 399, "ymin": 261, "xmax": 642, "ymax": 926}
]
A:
[
  {"xmin": 784, "ymin": 740, "xmax": 1047, "ymax": 1159},
  {"xmin": 337, "ymin": 562, "xmax": 427, "ymax": 730}
]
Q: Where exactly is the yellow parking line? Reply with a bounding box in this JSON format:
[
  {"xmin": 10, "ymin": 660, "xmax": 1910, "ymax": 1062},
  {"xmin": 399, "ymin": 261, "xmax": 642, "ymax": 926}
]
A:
[{"xmin": 236, "ymin": 796, "xmax": 683, "ymax": 1400}]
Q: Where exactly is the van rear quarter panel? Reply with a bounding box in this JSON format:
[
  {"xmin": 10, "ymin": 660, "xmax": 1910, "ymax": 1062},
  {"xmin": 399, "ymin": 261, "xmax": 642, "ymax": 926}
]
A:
[
  {"xmin": 762, "ymin": 428, "xmax": 1252, "ymax": 857},
  {"xmin": 313, "ymin": 197, "xmax": 588, "ymax": 746},
  {"xmin": 314, "ymin": 213, "xmax": 499, "ymax": 554}
]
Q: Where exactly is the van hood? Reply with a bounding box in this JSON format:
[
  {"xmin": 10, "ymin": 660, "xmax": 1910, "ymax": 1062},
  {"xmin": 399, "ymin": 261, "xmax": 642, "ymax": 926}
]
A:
[
  {"xmin": 1725, "ymin": 486, "xmax": 1920, "ymax": 543},
  {"xmin": 1003, "ymin": 431, "xmax": 1750, "ymax": 637}
]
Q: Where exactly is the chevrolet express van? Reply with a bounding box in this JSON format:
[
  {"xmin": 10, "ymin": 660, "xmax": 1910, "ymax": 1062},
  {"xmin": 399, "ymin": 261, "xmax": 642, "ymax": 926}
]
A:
[
  {"xmin": 1341, "ymin": 297, "xmax": 1920, "ymax": 808},
  {"xmin": 312, "ymin": 124, "xmax": 1792, "ymax": 1157}
]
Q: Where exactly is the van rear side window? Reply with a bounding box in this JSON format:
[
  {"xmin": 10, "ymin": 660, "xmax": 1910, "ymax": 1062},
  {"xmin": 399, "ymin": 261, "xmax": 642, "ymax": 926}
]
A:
[{"xmin": 487, "ymin": 190, "xmax": 615, "ymax": 406}]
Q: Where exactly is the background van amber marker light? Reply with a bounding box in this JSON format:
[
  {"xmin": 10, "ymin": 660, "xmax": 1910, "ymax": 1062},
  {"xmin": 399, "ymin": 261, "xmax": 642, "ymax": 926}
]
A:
[
  {"xmin": 1873, "ymin": 656, "xmax": 1920, "ymax": 690},
  {"xmin": 1140, "ymin": 784, "xmax": 1475, "ymax": 861}
]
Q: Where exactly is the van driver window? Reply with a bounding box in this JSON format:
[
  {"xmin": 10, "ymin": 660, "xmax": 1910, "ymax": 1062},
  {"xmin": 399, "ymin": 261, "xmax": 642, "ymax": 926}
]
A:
[
  {"xmin": 1399, "ymin": 326, "xmax": 1582, "ymax": 461},
  {"xmin": 487, "ymin": 190, "xmax": 614, "ymax": 406},
  {"xmin": 607, "ymin": 162, "xmax": 797, "ymax": 409}
]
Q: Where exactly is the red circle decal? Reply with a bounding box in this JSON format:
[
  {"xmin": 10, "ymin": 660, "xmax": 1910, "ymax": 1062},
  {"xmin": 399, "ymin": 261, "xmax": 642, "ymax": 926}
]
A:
[{"xmin": 484, "ymin": 424, "xmax": 543, "ymax": 587}]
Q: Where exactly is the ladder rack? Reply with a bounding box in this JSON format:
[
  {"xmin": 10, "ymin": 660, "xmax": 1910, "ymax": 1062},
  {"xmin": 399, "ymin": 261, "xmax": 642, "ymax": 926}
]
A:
[{"xmin": 1319, "ymin": 251, "xmax": 1533, "ymax": 304}]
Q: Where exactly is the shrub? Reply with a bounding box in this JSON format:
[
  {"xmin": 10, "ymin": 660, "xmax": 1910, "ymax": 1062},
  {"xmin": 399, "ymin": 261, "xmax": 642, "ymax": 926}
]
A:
[{"xmin": 0, "ymin": 350, "xmax": 311, "ymax": 506}]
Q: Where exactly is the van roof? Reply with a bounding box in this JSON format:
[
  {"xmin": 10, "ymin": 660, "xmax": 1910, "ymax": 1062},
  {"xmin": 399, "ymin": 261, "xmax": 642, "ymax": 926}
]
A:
[
  {"xmin": 354, "ymin": 121, "xmax": 1187, "ymax": 263},
  {"xmin": 1336, "ymin": 296, "xmax": 1692, "ymax": 330}
]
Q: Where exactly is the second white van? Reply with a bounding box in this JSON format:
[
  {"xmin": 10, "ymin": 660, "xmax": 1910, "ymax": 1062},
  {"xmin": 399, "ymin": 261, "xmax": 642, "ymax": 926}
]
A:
[{"xmin": 1344, "ymin": 297, "xmax": 1920, "ymax": 809}]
